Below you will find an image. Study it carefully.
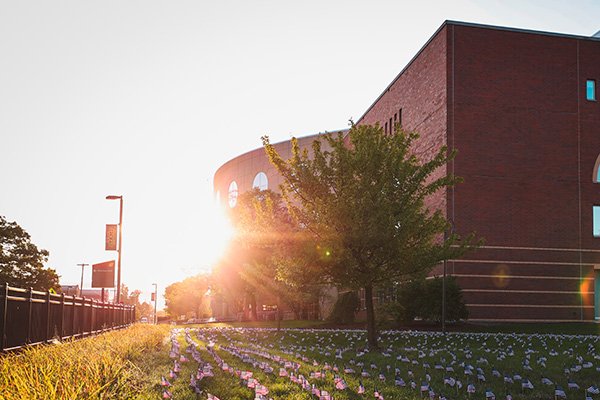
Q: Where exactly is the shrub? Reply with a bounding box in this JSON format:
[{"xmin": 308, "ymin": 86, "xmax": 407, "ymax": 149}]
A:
[
  {"xmin": 328, "ymin": 291, "xmax": 359, "ymax": 324},
  {"xmin": 377, "ymin": 277, "xmax": 468, "ymax": 324}
]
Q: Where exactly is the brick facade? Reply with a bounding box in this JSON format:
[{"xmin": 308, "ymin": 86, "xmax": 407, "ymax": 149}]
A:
[{"xmin": 215, "ymin": 21, "xmax": 600, "ymax": 321}]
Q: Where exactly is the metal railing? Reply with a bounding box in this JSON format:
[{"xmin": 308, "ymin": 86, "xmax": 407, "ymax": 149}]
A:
[{"xmin": 0, "ymin": 284, "xmax": 135, "ymax": 351}]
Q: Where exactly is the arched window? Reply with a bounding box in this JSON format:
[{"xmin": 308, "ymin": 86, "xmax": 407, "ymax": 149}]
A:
[
  {"xmin": 252, "ymin": 172, "xmax": 268, "ymax": 191},
  {"xmin": 594, "ymin": 154, "xmax": 600, "ymax": 183},
  {"xmin": 228, "ymin": 181, "xmax": 238, "ymax": 208}
]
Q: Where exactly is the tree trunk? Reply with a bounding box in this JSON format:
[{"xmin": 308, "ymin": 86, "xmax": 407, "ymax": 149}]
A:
[
  {"xmin": 250, "ymin": 293, "xmax": 258, "ymax": 321},
  {"xmin": 364, "ymin": 285, "xmax": 379, "ymax": 350}
]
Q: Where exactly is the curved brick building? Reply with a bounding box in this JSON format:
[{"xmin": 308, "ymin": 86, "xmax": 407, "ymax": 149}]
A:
[{"xmin": 215, "ymin": 20, "xmax": 600, "ymax": 322}]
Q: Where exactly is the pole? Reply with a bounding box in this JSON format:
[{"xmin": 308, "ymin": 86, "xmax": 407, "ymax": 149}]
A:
[
  {"xmin": 76, "ymin": 263, "xmax": 89, "ymax": 296},
  {"xmin": 442, "ymin": 219, "xmax": 455, "ymax": 335},
  {"xmin": 442, "ymin": 258, "xmax": 447, "ymax": 334},
  {"xmin": 153, "ymin": 283, "xmax": 158, "ymax": 324},
  {"xmin": 116, "ymin": 197, "xmax": 123, "ymax": 303}
]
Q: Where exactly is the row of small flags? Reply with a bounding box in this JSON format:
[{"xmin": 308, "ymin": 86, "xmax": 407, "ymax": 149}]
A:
[{"xmin": 164, "ymin": 327, "xmax": 600, "ymax": 400}]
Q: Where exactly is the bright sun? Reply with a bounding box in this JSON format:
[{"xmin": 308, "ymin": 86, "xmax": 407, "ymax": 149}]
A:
[{"xmin": 198, "ymin": 200, "xmax": 234, "ymax": 269}]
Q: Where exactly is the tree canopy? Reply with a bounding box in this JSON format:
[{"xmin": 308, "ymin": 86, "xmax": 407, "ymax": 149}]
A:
[
  {"xmin": 263, "ymin": 123, "xmax": 478, "ymax": 348},
  {"xmin": 0, "ymin": 215, "xmax": 59, "ymax": 291},
  {"xmin": 164, "ymin": 274, "xmax": 211, "ymax": 320}
]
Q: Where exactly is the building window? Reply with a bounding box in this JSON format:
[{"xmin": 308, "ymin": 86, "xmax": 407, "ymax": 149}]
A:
[
  {"xmin": 252, "ymin": 172, "xmax": 268, "ymax": 191},
  {"xmin": 398, "ymin": 108, "xmax": 403, "ymax": 127},
  {"xmin": 587, "ymin": 80, "xmax": 596, "ymax": 101},
  {"xmin": 228, "ymin": 181, "xmax": 238, "ymax": 208},
  {"xmin": 389, "ymin": 117, "xmax": 393, "ymax": 134},
  {"xmin": 594, "ymin": 206, "xmax": 600, "ymax": 238},
  {"xmin": 384, "ymin": 122, "xmax": 388, "ymax": 134}
]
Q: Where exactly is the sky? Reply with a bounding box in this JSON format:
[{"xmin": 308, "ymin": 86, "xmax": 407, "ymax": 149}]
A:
[{"xmin": 1, "ymin": 0, "xmax": 599, "ymax": 306}]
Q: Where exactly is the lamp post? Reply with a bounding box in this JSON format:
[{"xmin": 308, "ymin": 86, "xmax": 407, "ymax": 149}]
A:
[
  {"xmin": 152, "ymin": 283, "xmax": 158, "ymax": 324},
  {"xmin": 106, "ymin": 195, "xmax": 123, "ymax": 303}
]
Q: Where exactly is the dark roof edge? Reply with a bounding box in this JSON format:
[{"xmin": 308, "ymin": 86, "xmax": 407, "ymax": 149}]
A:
[
  {"xmin": 447, "ymin": 20, "xmax": 600, "ymax": 42},
  {"xmin": 356, "ymin": 20, "xmax": 600, "ymax": 124}
]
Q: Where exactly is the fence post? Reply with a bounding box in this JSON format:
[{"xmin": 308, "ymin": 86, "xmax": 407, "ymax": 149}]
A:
[
  {"xmin": 91, "ymin": 299, "xmax": 96, "ymax": 333},
  {"xmin": 80, "ymin": 297, "xmax": 86, "ymax": 338},
  {"xmin": 45, "ymin": 290, "xmax": 52, "ymax": 343},
  {"xmin": 0, "ymin": 284, "xmax": 8, "ymax": 351},
  {"xmin": 25, "ymin": 287, "xmax": 33, "ymax": 344},
  {"xmin": 102, "ymin": 301, "xmax": 106, "ymax": 332},
  {"xmin": 59, "ymin": 293, "xmax": 65, "ymax": 339},
  {"xmin": 71, "ymin": 295, "xmax": 76, "ymax": 338}
]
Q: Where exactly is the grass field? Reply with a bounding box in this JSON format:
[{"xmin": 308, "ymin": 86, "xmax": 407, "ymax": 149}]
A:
[
  {"xmin": 2, "ymin": 322, "xmax": 599, "ymax": 399},
  {"xmin": 157, "ymin": 323, "xmax": 599, "ymax": 400},
  {"xmin": 0, "ymin": 324, "xmax": 170, "ymax": 400}
]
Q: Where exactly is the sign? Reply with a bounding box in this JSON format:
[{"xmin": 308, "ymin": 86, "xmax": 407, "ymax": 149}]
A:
[
  {"xmin": 151, "ymin": 292, "xmax": 155, "ymax": 301},
  {"xmin": 105, "ymin": 224, "xmax": 118, "ymax": 251},
  {"xmin": 92, "ymin": 260, "xmax": 115, "ymax": 288}
]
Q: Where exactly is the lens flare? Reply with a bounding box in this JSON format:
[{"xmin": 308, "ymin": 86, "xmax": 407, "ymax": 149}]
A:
[
  {"xmin": 492, "ymin": 264, "xmax": 510, "ymax": 288},
  {"xmin": 580, "ymin": 270, "xmax": 594, "ymax": 308}
]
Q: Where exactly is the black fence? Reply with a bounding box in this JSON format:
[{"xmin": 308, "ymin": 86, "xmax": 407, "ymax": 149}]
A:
[{"xmin": 0, "ymin": 284, "xmax": 135, "ymax": 351}]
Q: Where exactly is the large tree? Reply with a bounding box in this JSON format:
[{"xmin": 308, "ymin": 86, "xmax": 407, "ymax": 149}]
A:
[
  {"xmin": 263, "ymin": 123, "xmax": 478, "ymax": 348},
  {"xmin": 0, "ymin": 215, "xmax": 59, "ymax": 291},
  {"xmin": 164, "ymin": 274, "xmax": 211, "ymax": 319}
]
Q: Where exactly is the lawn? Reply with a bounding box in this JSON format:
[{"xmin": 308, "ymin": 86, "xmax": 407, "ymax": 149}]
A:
[
  {"xmin": 2, "ymin": 322, "xmax": 599, "ymax": 399},
  {"xmin": 156, "ymin": 324, "xmax": 600, "ymax": 400}
]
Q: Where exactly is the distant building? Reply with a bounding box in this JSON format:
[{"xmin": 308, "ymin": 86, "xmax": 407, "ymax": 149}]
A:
[
  {"xmin": 214, "ymin": 21, "xmax": 600, "ymax": 322},
  {"xmin": 80, "ymin": 289, "xmax": 110, "ymax": 302},
  {"xmin": 60, "ymin": 285, "xmax": 79, "ymax": 296}
]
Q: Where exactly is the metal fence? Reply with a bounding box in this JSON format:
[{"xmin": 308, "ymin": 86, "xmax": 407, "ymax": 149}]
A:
[{"xmin": 0, "ymin": 284, "xmax": 135, "ymax": 351}]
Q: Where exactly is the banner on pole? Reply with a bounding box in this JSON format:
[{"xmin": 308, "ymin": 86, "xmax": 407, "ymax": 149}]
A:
[
  {"xmin": 105, "ymin": 224, "xmax": 118, "ymax": 251},
  {"xmin": 92, "ymin": 260, "xmax": 115, "ymax": 288}
]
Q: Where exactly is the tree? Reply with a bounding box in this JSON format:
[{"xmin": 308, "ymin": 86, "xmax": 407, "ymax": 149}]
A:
[
  {"xmin": 137, "ymin": 301, "xmax": 154, "ymax": 320},
  {"xmin": 164, "ymin": 274, "xmax": 211, "ymax": 319},
  {"xmin": 263, "ymin": 123, "xmax": 478, "ymax": 348},
  {"xmin": 0, "ymin": 215, "xmax": 60, "ymax": 291}
]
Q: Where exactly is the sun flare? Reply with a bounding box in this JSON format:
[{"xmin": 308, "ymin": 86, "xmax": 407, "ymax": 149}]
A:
[{"xmin": 198, "ymin": 200, "xmax": 234, "ymax": 269}]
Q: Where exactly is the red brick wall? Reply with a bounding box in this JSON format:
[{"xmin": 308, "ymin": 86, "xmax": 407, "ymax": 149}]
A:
[
  {"xmin": 359, "ymin": 26, "xmax": 448, "ymax": 215},
  {"xmin": 447, "ymin": 24, "xmax": 600, "ymax": 320}
]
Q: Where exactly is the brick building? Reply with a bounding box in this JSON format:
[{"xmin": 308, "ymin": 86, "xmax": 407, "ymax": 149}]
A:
[{"xmin": 214, "ymin": 21, "xmax": 600, "ymax": 321}]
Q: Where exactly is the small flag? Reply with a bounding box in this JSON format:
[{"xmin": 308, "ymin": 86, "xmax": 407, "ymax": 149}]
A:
[
  {"xmin": 554, "ymin": 386, "xmax": 566, "ymax": 398},
  {"xmin": 358, "ymin": 380, "xmax": 365, "ymax": 394}
]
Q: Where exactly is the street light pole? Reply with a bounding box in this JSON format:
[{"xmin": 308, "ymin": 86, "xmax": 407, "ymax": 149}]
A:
[
  {"xmin": 152, "ymin": 283, "xmax": 158, "ymax": 324},
  {"xmin": 76, "ymin": 263, "xmax": 89, "ymax": 296},
  {"xmin": 106, "ymin": 195, "xmax": 123, "ymax": 303}
]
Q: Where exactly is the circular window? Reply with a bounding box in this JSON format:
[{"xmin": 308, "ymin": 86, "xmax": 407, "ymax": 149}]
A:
[
  {"xmin": 228, "ymin": 181, "xmax": 238, "ymax": 208},
  {"xmin": 252, "ymin": 172, "xmax": 268, "ymax": 191}
]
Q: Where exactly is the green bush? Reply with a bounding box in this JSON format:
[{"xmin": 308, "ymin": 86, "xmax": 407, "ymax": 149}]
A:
[
  {"xmin": 419, "ymin": 276, "xmax": 468, "ymax": 322},
  {"xmin": 377, "ymin": 277, "xmax": 468, "ymax": 324},
  {"xmin": 328, "ymin": 291, "xmax": 359, "ymax": 324}
]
